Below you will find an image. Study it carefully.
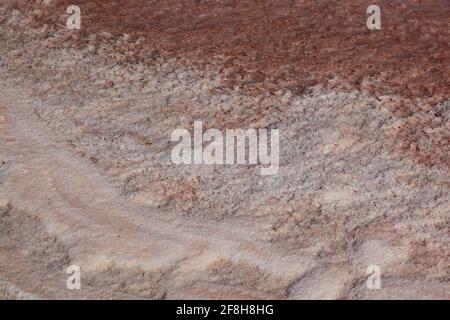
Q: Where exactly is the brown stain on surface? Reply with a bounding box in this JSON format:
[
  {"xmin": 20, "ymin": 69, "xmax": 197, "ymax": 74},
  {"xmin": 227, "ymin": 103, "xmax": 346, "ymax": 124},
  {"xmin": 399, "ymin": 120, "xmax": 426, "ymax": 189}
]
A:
[{"xmin": 18, "ymin": 0, "xmax": 449, "ymax": 101}]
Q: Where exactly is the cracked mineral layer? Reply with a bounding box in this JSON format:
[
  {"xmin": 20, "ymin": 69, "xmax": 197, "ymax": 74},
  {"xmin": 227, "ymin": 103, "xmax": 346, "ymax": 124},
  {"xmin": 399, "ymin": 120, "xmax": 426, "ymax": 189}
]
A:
[{"xmin": 0, "ymin": 0, "xmax": 448, "ymax": 299}]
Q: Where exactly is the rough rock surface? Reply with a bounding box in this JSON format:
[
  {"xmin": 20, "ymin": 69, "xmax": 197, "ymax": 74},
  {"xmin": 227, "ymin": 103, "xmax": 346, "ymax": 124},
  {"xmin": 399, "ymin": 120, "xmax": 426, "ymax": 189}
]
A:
[{"xmin": 0, "ymin": 1, "xmax": 448, "ymax": 299}]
